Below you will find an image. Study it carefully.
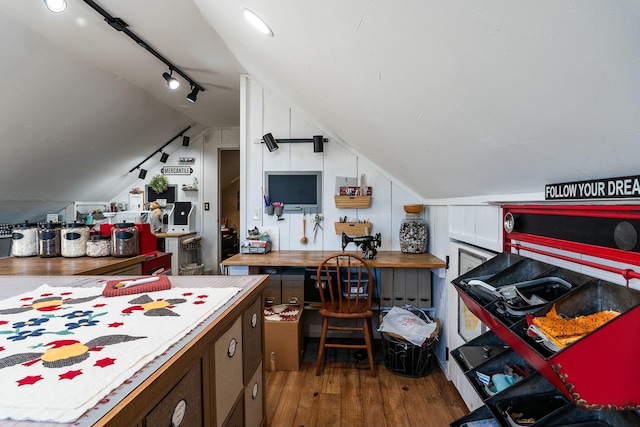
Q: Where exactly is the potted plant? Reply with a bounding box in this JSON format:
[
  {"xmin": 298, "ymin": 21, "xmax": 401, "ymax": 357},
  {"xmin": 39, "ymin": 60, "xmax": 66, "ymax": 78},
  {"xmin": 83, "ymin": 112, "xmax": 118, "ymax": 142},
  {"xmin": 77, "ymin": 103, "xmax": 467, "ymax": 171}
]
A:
[{"xmin": 149, "ymin": 174, "xmax": 169, "ymax": 194}]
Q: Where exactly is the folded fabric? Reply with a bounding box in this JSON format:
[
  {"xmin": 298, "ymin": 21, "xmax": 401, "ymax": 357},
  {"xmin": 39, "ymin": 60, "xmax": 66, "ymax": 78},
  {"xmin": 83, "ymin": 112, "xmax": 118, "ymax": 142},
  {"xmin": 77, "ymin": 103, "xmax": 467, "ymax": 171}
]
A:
[
  {"xmin": 527, "ymin": 304, "xmax": 620, "ymax": 349},
  {"xmin": 102, "ymin": 275, "xmax": 171, "ymax": 297}
]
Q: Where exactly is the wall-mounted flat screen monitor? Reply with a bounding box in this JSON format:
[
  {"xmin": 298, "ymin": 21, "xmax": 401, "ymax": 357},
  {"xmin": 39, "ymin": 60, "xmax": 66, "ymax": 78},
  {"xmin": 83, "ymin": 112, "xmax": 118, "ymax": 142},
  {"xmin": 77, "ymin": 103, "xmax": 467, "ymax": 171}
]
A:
[
  {"xmin": 146, "ymin": 184, "xmax": 178, "ymax": 204},
  {"xmin": 264, "ymin": 171, "xmax": 322, "ymax": 213}
]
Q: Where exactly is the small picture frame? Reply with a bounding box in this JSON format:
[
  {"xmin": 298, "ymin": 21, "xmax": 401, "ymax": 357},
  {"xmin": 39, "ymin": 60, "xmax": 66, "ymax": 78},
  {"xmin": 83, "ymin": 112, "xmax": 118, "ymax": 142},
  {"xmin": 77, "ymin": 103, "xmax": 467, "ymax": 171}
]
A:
[{"xmin": 458, "ymin": 248, "xmax": 487, "ymax": 342}]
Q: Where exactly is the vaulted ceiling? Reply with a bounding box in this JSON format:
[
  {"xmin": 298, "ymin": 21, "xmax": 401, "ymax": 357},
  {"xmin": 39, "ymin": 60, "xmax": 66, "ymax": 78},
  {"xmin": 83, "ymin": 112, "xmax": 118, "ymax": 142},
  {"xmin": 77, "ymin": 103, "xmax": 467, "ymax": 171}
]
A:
[{"xmin": 1, "ymin": 1, "xmax": 639, "ymax": 224}]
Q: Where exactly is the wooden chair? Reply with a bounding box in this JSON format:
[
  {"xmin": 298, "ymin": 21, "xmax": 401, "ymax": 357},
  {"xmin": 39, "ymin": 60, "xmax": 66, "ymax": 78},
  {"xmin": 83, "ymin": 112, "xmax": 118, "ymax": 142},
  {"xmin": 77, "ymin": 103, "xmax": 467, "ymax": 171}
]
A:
[{"xmin": 315, "ymin": 252, "xmax": 376, "ymax": 377}]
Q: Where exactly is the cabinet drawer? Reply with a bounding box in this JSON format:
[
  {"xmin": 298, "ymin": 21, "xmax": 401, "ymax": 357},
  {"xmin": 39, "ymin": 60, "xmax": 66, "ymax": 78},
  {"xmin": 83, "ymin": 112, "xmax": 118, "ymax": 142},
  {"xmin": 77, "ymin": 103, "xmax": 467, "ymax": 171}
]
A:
[
  {"xmin": 144, "ymin": 361, "xmax": 203, "ymax": 427},
  {"xmin": 222, "ymin": 394, "xmax": 244, "ymax": 427},
  {"xmin": 243, "ymin": 296, "xmax": 263, "ymax": 381},
  {"xmin": 244, "ymin": 362, "xmax": 263, "ymax": 427},
  {"xmin": 215, "ymin": 316, "xmax": 243, "ymax": 427}
]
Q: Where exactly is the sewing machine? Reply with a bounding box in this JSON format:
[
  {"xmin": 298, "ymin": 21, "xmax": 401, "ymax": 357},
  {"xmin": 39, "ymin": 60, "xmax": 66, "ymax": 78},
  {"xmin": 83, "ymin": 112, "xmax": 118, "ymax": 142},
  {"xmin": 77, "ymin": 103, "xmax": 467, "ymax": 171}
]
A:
[{"xmin": 341, "ymin": 232, "xmax": 382, "ymax": 259}]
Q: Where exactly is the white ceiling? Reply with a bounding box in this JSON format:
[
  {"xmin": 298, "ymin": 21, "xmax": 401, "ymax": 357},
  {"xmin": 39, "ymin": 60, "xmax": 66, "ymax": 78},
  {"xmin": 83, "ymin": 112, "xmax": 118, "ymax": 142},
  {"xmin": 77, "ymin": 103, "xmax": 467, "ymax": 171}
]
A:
[{"xmin": 1, "ymin": 0, "xmax": 639, "ymax": 224}]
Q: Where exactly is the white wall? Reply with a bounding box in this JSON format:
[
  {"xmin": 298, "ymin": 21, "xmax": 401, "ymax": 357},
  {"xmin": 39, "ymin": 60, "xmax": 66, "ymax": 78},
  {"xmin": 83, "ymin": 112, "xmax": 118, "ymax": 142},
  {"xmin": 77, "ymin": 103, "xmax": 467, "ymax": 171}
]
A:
[{"xmin": 240, "ymin": 75, "xmax": 426, "ymax": 252}]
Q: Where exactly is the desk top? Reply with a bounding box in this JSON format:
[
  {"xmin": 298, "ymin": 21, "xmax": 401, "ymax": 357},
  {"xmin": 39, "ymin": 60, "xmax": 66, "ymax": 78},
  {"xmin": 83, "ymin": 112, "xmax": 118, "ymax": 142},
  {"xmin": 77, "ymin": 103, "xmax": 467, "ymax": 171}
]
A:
[
  {"xmin": 221, "ymin": 250, "xmax": 446, "ymax": 269},
  {"xmin": 0, "ymin": 255, "xmax": 146, "ymax": 276}
]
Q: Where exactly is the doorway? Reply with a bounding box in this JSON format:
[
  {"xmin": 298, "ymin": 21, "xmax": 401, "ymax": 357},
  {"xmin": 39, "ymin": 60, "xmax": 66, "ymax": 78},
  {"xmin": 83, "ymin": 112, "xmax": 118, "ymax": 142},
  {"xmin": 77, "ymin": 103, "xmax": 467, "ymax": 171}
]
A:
[{"xmin": 219, "ymin": 149, "xmax": 240, "ymax": 264}]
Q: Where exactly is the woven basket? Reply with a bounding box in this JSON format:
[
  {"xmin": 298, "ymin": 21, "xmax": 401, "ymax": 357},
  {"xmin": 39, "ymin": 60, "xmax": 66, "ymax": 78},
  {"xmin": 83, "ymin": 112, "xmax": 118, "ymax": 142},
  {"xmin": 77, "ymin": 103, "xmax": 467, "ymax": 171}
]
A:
[{"xmin": 179, "ymin": 264, "xmax": 204, "ymax": 275}]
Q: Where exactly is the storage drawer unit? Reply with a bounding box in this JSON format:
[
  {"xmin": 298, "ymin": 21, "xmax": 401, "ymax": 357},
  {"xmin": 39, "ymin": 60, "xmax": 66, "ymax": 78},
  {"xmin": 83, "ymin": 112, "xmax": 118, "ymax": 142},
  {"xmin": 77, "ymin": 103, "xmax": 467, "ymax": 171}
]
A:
[
  {"xmin": 214, "ymin": 316, "xmax": 243, "ymax": 427},
  {"xmin": 242, "ymin": 295, "xmax": 263, "ymax": 382},
  {"xmin": 380, "ymin": 267, "xmax": 431, "ymax": 308},
  {"xmin": 244, "ymin": 361, "xmax": 264, "ymax": 427}
]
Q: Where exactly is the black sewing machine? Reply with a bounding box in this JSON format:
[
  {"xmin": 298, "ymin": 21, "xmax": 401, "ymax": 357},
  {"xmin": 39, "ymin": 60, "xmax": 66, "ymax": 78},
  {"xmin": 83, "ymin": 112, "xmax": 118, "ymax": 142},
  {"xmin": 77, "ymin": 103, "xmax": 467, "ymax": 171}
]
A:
[{"xmin": 341, "ymin": 232, "xmax": 382, "ymax": 259}]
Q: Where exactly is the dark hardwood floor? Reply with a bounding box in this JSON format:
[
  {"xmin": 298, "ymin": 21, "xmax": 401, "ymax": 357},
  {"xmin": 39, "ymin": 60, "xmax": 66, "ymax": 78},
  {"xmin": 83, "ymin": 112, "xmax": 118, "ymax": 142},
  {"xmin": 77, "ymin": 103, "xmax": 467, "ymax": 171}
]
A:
[{"xmin": 265, "ymin": 361, "xmax": 469, "ymax": 427}]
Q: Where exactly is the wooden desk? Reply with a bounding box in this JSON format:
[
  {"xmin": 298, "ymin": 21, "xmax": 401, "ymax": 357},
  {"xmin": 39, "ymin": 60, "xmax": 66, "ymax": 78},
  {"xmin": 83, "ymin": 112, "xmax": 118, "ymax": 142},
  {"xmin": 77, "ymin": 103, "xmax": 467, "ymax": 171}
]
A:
[
  {"xmin": 222, "ymin": 251, "xmax": 446, "ymax": 310},
  {"xmin": 221, "ymin": 250, "xmax": 446, "ymax": 269},
  {"xmin": 0, "ymin": 255, "xmax": 145, "ymax": 276}
]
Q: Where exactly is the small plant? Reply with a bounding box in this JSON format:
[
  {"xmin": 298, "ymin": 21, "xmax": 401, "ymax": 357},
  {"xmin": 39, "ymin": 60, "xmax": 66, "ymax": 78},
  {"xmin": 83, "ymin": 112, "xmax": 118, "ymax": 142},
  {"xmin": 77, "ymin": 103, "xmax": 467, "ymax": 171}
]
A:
[{"xmin": 149, "ymin": 174, "xmax": 169, "ymax": 193}]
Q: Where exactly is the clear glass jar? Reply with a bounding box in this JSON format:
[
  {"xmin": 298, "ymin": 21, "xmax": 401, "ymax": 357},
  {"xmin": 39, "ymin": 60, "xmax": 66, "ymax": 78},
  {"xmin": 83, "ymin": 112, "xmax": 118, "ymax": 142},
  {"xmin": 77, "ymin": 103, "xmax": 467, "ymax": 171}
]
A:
[
  {"xmin": 61, "ymin": 222, "xmax": 89, "ymax": 257},
  {"xmin": 399, "ymin": 208, "xmax": 428, "ymax": 254},
  {"xmin": 111, "ymin": 223, "xmax": 139, "ymax": 257},
  {"xmin": 86, "ymin": 235, "xmax": 111, "ymax": 257},
  {"xmin": 12, "ymin": 221, "xmax": 38, "ymax": 257},
  {"xmin": 38, "ymin": 222, "xmax": 62, "ymax": 257}
]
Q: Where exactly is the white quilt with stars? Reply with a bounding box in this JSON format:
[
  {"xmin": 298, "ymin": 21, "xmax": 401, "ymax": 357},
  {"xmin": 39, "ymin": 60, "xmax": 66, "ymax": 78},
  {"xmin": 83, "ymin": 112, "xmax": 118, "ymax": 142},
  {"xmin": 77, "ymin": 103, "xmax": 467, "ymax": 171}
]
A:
[{"xmin": 0, "ymin": 284, "xmax": 240, "ymax": 423}]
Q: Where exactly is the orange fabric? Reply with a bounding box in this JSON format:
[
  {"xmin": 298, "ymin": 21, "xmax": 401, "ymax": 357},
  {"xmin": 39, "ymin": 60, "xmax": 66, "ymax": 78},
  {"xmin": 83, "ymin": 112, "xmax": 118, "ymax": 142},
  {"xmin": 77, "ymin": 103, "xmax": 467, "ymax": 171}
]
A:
[{"xmin": 532, "ymin": 304, "xmax": 620, "ymax": 348}]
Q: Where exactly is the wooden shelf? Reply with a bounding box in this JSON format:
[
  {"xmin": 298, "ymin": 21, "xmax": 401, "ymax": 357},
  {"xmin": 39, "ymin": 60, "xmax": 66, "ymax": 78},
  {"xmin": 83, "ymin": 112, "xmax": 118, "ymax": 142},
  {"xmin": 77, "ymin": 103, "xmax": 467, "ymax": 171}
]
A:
[
  {"xmin": 334, "ymin": 195, "xmax": 371, "ymax": 209},
  {"xmin": 334, "ymin": 222, "xmax": 372, "ymax": 235}
]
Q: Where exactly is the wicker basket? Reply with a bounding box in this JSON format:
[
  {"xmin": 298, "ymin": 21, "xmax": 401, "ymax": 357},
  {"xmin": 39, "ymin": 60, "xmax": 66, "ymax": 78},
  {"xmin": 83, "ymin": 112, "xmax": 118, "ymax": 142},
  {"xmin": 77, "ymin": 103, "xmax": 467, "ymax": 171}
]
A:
[
  {"xmin": 179, "ymin": 263, "xmax": 204, "ymax": 275},
  {"xmin": 182, "ymin": 237, "xmax": 202, "ymax": 251}
]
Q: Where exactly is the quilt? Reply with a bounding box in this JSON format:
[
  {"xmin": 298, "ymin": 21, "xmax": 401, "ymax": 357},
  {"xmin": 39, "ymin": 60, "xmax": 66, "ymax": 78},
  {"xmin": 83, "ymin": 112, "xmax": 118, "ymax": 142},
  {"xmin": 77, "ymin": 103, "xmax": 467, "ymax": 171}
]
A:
[{"xmin": 0, "ymin": 283, "xmax": 240, "ymax": 423}]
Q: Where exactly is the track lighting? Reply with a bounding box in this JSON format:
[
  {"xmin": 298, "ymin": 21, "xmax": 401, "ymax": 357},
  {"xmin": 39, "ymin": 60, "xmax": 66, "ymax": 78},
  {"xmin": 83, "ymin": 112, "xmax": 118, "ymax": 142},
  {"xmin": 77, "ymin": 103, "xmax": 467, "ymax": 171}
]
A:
[
  {"xmin": 186, "ymin": 86, "xmax": 200, "ymax": 103},
  {"xmin": 182, "ymin": 136, "xmax": 190, "ymax": 147},
  {"xmin": 163, "ymin": 71, "xmax": 179, "ymax": 89},
  {"xmin": 262, "ymin": 133, "xmax": 327, "ymax": 153},
  {"xmin": 128, "ymin": 124, "xmax": 194, "ymax": 176},
  {"xmin": 262, "ymin": 133, "xmax": 279, "ymax": 152},
  {"xmin": 44, "ymin": 0, "xmax": 67, "ymax": 13}
]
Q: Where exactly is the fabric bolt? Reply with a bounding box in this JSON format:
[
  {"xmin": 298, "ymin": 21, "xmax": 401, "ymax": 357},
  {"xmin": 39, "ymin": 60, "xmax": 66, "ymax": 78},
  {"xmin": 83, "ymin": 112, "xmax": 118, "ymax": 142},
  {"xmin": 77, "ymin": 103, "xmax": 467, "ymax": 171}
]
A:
[
  {"xmin": 0, "ymin": 284, "xmax": 240, "ymax": 423},
  {"xmin": 527, "ymin": 304, "xmax": 620, "ymax": 349}
]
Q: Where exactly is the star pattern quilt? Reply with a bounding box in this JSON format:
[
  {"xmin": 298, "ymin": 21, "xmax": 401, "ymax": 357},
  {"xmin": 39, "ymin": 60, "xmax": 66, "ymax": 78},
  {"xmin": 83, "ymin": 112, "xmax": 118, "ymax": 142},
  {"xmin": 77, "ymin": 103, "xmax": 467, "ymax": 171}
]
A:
[{"xmin": 0, "ymin": 283, "xmax": 240, "ymax": 423}]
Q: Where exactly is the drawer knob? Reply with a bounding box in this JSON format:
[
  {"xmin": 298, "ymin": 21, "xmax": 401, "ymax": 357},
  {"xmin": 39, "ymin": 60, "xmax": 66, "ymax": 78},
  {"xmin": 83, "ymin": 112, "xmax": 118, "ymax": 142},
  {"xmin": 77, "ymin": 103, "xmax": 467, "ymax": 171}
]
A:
[
  {"xmin": 251, "ymin": 312, "xmax": 258, "ymax": 328},
  {"xmin": 228, "ymin": 338, "xmax": 237, "ymax": 357},
  {"xmin": 252, "ymin": 382, "xmax": 259, "ymax": 399},
  {"xmin": 171, "ymin": 399, "xmax": 187, "ymax": 427}
]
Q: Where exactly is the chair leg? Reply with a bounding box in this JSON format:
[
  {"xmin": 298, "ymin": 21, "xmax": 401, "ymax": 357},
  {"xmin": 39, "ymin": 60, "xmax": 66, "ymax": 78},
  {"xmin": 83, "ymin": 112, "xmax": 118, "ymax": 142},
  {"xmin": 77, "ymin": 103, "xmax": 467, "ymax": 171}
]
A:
[
  {"xmin": 362, "ymin": 317, "xmax": 376, "ymax": 377},
  {"xmin": 315, "ymin": 317, "xmax": 329, "ymax": 376}
]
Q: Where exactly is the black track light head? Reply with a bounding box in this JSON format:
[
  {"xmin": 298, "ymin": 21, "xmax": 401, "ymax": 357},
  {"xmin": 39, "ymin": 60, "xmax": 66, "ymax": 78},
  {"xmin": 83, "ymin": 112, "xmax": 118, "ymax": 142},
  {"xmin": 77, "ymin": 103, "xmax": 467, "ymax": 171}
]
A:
[
  {"xmin": 182, "ymin": 136, "xmax": 190, "ymax": 147},
  {"xmin": 186, "ymin": 86, "xmax": 200, "ymax": 103},
  {"xmin": 160, "ymin": 152, "xmax": 169, "ymax": 163},
  {"xmin": 262, "ymin": 133, "xmax": 279, "ymax": 152},
  {"xmin": 163, "ymin": 71, "xmax": 179, "ymax": 89},
  {"xmin": 138, "ymin": 168, "xmax": 147, "ymax": 179}
]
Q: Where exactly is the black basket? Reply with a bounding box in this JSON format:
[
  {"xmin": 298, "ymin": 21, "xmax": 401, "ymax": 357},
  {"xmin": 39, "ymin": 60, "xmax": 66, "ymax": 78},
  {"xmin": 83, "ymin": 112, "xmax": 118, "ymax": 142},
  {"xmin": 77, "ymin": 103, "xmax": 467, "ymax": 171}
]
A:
[{"xmin": 379, "ymin": 307, "xmax": 440, "ymax": 378}]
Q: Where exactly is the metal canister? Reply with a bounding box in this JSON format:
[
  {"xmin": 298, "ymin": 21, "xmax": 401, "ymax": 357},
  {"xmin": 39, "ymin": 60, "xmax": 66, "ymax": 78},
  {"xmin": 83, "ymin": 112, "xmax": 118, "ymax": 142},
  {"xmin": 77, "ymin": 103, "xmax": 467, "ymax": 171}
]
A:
[
  {"xmin": 111, "ymin": 223, "xmax": 139, "ymax": 257},
  {"xmin": 61, "ymin": 221, "xmax": 89, "ymax": 257},
  {"xmin": 12, "ymin": 221, "xmax": 38, "ymax": 257},
  {"xmin": 38, "ymin": 222, "xmax": 62, "ymax": 257}
]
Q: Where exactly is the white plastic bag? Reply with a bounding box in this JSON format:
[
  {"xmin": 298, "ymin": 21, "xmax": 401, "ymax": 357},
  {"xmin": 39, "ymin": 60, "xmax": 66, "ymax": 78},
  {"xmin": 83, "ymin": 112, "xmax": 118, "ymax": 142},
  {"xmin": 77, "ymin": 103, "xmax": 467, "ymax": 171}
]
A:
[{"xmin": 378, "ymin": 306, "xmax": 437, "ymax": 346}]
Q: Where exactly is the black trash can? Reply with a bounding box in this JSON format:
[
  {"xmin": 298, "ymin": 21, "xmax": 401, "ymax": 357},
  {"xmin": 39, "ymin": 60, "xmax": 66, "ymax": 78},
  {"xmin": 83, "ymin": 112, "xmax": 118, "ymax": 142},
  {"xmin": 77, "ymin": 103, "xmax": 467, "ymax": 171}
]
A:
[{"xmin": 379, "ymin": 307, "xmax": 440, "ymax": 378}]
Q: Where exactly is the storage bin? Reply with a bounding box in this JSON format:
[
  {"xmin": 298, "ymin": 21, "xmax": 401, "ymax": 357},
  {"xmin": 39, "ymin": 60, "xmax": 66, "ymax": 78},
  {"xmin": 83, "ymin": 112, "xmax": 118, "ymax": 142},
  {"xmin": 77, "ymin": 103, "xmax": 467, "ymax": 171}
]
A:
[{"xmin": 379, "ymin": 307, "xmax": 440, "ymax": 378}]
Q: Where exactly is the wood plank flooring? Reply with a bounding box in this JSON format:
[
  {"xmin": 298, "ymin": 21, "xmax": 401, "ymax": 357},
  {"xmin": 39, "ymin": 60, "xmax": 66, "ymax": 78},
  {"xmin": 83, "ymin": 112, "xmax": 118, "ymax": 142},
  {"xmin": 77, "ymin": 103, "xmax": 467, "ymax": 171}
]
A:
[{"xmin": 265, "ymin": 361, "xmax": 469, "ymax": 427}]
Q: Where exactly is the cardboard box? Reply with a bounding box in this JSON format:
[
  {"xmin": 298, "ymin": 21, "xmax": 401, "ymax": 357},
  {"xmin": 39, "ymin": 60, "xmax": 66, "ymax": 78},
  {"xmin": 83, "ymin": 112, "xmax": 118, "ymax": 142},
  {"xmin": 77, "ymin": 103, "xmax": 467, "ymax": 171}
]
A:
[{"xmin": 264, "ymin": 306, "xmax": 304, "ymax": 371}]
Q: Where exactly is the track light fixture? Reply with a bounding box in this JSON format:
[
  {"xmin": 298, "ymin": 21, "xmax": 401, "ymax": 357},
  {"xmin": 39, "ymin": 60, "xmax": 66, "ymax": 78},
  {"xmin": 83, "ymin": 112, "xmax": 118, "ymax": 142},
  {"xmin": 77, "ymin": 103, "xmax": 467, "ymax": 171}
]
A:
[
  {"xmin": 262, "ymin": 133, "xmax": 279, "ymax": 152},
  {"xmin": 186, "ymin": 86, "xmax": 200, "ymax": 103},
  {"xmin": 262, "ymin": 133, "xmax": 327, "ymax": 153},
  {"xmin": 163, "ymin": 71, "xmax": 179, "ymax": 89},
  {"xmin": 44, "ymin": 0, "xmax": 67, "ymax": 12},
  {"xmin": 128, "ymin": 123, "xmax": 194, "ymax": 176},
  {"xmin": 182, "ymin": 136, "xmax": 190, "ymax": 147},
  {"xmin": 81, "ymin": 0, "xmax": 205, "ymax": 98}
]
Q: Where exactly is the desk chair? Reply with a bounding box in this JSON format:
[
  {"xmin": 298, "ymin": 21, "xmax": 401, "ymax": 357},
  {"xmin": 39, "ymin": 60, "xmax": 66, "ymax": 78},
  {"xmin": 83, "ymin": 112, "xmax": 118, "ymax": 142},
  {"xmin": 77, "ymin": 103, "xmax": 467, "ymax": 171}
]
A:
[{"xmin": 315, "ymin": 253, "xmax": 376, "ymax": 377}]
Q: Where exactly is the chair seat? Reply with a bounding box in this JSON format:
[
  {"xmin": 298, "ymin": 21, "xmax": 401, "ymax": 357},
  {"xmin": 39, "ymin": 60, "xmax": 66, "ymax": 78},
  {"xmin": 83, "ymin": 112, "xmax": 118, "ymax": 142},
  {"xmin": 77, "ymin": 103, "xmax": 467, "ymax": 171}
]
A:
[{"xmin": 319, "ymin": 303, "xmax": 373, "ymax": 319}]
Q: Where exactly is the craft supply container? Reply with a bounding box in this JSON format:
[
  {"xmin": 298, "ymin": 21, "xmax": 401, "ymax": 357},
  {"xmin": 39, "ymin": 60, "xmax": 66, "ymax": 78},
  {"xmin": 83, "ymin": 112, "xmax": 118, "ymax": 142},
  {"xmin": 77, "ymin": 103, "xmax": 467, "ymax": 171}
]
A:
[
  {"xmin": 86, "ymin": 234, "xmax": 111, "ymax": 257},
  {"xmin": 38, "ymin": 222, "xmax": 61, "ymax": 257},
  {"xmin": 61, "ymin": 221, "xmax": 90, "ymax": 257},
  {"xmin": 399, "ymin": 204, "xmax": 428, "ymax": 253},
  {"xmin": 111, "ymin": 222, "xmax": 139, "ymax": 257},
  {"xmin": 12, "ymin": 221, "xmax": 38, "ymax": 257}
]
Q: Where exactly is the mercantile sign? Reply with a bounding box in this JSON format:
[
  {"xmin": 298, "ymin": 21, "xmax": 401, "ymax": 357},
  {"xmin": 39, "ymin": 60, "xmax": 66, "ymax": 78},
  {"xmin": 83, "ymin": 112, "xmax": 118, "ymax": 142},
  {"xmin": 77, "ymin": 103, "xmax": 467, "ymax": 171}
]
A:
[{"xmin": 545, "ymin": 175, "xmax": 640, "ymax": 200}]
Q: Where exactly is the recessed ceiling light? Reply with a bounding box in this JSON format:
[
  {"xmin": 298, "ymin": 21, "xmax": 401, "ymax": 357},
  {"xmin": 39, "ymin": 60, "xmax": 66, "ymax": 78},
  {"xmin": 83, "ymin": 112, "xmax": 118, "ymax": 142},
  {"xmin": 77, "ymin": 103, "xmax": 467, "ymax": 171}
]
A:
[
  {"xmin": 44, "ymin": 0, "xmax": 67, "ymax": 13},
  {"xmin": 243, "ymin": 8, "xmax": 273, "ymax": 37}
]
